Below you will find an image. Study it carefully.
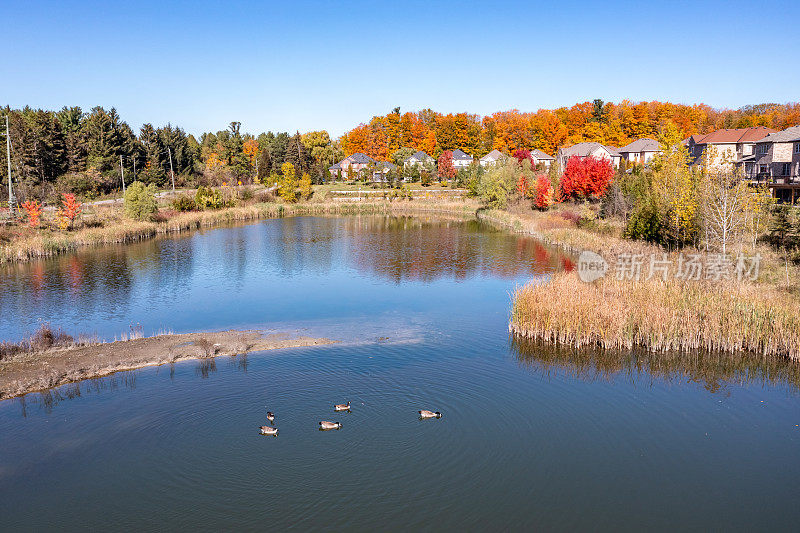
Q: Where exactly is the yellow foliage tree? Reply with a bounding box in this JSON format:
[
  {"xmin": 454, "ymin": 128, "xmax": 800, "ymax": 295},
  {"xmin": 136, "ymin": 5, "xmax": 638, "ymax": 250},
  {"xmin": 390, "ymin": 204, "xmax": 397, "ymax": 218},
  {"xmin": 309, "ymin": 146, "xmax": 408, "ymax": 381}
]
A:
[
  {"xmin": 279, "ymin": 162, "xmax": 297, "ymax": 203},
  {"xmin": 298, "ymin": 172, "xmax": 313, "ymax": 200}
]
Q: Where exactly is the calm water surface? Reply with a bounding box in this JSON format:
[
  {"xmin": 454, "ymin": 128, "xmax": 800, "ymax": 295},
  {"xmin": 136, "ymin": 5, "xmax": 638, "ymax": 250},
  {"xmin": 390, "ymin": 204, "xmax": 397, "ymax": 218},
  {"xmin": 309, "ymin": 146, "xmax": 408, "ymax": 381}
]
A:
[{"xmin": 0, "ymin": 216, "xmax": 798, "ymax": 531}]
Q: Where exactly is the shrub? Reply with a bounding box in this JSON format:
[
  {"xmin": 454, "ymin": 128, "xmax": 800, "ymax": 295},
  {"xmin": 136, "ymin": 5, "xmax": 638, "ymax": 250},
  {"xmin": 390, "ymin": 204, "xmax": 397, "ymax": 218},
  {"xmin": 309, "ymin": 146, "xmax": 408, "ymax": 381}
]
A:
[
  {"xmin": 195, "ymin": 186, "xmax": 224, "ymax": 209},
  {"xmin": 624, "ymin": 199, "xmax": 663, "ymax": 243},
  {"xmin": 123, "ymin": 181, "xmax": 158, "ymax": 220},
  {"xmin": 171, "ymin": 194, "xmax": 197, "ymax": 212}
]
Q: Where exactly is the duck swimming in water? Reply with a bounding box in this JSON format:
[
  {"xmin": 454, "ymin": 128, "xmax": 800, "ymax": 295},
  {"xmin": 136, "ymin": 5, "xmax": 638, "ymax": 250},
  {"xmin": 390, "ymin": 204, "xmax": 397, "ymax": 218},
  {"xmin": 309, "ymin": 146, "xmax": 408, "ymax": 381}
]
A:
[
  {"xmin": 319, "ymin": 421, "xmax": 342, "ymax": 430},
  {"xmin": 334, "ymin": 402, "xmax": 350, "ymax": 412},
  {"xmin": 260, "ymin": 426, "xmax": 279, "ymax": 436},
  {"xmin": 418, "ymin": 410, "xmax": 442, "ymax": 419},
  {"xmin": 266, "ymin": 411, "xmax": 275, "ymax": 424}
]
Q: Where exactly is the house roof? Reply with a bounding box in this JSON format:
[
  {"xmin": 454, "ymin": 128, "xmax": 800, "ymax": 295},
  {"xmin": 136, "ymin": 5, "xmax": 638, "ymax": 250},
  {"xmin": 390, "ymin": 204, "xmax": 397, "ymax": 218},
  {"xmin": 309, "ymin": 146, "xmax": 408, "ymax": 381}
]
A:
[
  {"xmin": 480, "ymin": 149, "xmax": 505, "ymax": 161},
  {"xmin": 451, "ymin": 148, "xmax": 472, "ymax": 161},
  {"xmin": 403, "ymin": 150, "xmax": 433, "ymax": 163},
  {"xmin": 559, "ymin": 142, "xmax": 620, "ymax": 158},
  {"xmin": 328, "ymin": 163, "xmax": 341, "ymax": 171},
  {"xmin": 344, "ymin": 152, "xmax": 374, "ymax": 164},
  {"xmin": 531, "ymin": 149, "xmax": 554, "ymax": 160},
  {"xmin": 754, "ymin": 125, "xmax": 800, "ymax": 144},
  {"xmin": 618, "ymin": 138, "xmax": 660, "ymax": 153},
  {"xmin": 374, "ymin": 161, "xmax": 396, "ymax": 171},
  {"xmin": 693, "ymin": 126, "xmax": 775, "ymax": 145}
]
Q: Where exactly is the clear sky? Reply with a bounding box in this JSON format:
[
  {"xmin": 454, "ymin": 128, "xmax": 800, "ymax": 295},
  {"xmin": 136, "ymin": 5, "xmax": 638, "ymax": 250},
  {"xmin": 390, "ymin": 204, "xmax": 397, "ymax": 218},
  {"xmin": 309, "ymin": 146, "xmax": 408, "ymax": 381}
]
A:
[{"xmin": 5, "ymin": 0, "xmax": 799, "ymax": 138}]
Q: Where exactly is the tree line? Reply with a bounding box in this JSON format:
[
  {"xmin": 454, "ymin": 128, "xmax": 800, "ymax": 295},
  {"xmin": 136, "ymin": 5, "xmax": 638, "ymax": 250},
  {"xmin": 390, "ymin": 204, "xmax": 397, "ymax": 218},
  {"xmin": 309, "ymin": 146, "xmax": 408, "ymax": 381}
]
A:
[
  {"xmin": 342, "ymin": 101, "xmax": 800, "ymax": 161},
  {"xmin": 0, "ymin": 106, "xmax": 343, "ymax": 203}
]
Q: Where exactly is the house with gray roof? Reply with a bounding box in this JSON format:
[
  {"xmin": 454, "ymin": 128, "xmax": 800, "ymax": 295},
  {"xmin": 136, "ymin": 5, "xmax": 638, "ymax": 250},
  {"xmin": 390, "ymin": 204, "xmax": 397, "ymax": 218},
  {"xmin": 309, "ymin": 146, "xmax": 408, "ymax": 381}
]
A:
[
  {"xmin": 479, "ymin": 149, "xmax": 506, "ymax": 167},
  {"xmin": 450, "ymin": 149, "xmax": 473, "ymax": 169},
  {"xmin": 531, "ymin": 149, "xmax": 555, "ymax": 169},
  {"xmin": 371, "ymin": 161, "xmax": 397, "ymax": 182},
  {"xmin": 557, "ymin": 142, "xmax": 621, "ymax": 169},
  {"xmin": 402, "ymin": 150, "xmax": 434, "ymax": 169},
  {"xmin": 333, "ymin": 153, "xmax": 374, "ymax": 180},
  {"xmin": 617, "ymin": 138, "xmax": 661, "ymax": 165},
  {"xmin": 749, "ymin": 126, "xmax": 800, "ymax": 183}
]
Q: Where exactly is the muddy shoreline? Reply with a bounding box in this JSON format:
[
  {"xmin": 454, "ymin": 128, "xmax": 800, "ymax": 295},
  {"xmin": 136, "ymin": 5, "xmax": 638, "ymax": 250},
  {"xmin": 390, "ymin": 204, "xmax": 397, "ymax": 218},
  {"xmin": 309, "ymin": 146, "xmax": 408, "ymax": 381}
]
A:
[{"xmin": 0, "ymin": 330, "xmax": 335, "ymax": 401}]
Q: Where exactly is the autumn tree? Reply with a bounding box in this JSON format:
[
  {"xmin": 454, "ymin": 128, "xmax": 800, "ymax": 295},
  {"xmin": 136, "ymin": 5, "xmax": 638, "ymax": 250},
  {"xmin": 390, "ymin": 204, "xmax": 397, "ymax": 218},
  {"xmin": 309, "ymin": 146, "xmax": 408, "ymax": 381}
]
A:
[
  {"xmin": 533, "ymin": 175, "xmax": 555, "ymax": 210},
  {"xmin": 437, "ymin": 150, "xmax": 456, "ymax": 181},
  {"xmin": 560, "ymin": 156, "xmax": 614, "ymax": 200},
  {"xmin": 279, "ymin": 162, "xmax": 298, "ymax": 203},
  {"xmin": 298, "ymin": 172, "xmax": 313, "ymax": 200},
  {"xmin": 57, "ymin": 193, "xmax": 82, "ymax": 230}
]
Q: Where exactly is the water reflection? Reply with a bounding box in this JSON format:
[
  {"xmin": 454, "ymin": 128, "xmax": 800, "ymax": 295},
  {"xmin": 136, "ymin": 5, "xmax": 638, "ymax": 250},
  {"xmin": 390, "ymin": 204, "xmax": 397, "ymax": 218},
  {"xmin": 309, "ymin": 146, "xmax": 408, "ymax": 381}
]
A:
[
  {"xmin": 16, "ymin": 371, "xmax": 140, "ymax": 417},
  {"xmin": 0, "ymin": 216, "xmax": 569, "ymax": 342},
  {"xmin": 511, "ymin": 336, "xmax": 800, "ymax": 394}
]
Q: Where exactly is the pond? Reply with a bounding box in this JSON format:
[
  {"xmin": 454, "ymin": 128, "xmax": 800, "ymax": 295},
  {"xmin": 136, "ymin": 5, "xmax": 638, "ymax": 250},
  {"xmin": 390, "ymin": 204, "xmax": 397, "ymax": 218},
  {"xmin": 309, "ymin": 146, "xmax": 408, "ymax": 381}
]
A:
[{"xmin": 0, "ymin": 215, "xmax": 798, "ymax": 531}]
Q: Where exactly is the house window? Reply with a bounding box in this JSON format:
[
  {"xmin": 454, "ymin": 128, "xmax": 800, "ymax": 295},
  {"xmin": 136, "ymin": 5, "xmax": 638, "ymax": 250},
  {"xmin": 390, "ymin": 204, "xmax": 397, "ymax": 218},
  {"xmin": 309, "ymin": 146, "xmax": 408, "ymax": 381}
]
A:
[
  {"xmin": 758, "ymin": 144, "xmax": 768, "ymax": 154},
  {"xmin": 759, "ymin": 165, "xmax": 768, "ymax": 174},
  {"xmin": 783, "ymin": 163, "xmax": 790, "ymax": 176},
  {"xmin": 795, "ymin": 143, "xmax": 800, "ymax": 154}
]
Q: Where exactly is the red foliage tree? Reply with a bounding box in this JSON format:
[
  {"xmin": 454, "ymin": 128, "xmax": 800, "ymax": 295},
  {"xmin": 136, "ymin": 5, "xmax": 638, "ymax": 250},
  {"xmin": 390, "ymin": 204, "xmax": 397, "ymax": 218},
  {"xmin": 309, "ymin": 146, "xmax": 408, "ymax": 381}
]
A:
[
  {"xmin": 437, "ymin": 150, "xmax": 456, "ymax": 180},
  {"xmin": 533, "ymin": 175, "xmax": 554, "ymax": 209},
  {"xmin": 20, "ymin": 200, "xmax": 42, "ymax": 227},
  {"xmin": 512, "ymin": 149, "xmax": 532, "ymax": 166},
  {"xmin": 560, "ymin": 156, "xmax": 613, "ymax": 200}
]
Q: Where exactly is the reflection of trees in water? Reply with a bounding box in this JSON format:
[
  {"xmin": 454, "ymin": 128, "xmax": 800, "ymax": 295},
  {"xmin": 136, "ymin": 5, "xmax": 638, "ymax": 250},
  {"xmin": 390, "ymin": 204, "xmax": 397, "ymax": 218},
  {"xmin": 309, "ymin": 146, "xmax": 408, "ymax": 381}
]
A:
[
  {"xmin": 511, "ymin": 336, "xmax": 800, "ymax": 394},
  {"xmin": 16, "ymin": 371, "xmax": 139, "ymax": 417},
  {"xmin": 345, "ymin": 216, "xmax": 570, "ymax": 282}
]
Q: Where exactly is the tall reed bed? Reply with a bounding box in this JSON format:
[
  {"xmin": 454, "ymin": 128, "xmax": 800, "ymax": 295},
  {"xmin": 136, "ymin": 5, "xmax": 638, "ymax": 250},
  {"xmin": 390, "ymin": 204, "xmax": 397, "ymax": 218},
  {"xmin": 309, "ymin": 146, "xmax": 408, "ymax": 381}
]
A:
[{"xmin": 510, "ymin": 272, "xmax": 800, "ymax": 360}]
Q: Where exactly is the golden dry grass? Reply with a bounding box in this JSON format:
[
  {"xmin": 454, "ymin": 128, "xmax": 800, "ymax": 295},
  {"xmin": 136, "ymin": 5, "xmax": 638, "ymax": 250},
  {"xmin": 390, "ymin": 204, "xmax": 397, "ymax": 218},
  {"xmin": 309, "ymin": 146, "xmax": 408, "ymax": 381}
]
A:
[{"xmin": 510, "ymin": 271, "xmax": 800, "ymax": 360}]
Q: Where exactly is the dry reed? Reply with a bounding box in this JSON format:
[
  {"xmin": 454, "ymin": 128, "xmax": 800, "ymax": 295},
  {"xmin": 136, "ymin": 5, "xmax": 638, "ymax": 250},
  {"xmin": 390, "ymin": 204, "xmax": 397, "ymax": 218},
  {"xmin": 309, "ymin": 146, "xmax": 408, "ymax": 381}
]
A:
[{"xmin": 510, "ymin": 272, "xmax": 800, "ymax": 360}]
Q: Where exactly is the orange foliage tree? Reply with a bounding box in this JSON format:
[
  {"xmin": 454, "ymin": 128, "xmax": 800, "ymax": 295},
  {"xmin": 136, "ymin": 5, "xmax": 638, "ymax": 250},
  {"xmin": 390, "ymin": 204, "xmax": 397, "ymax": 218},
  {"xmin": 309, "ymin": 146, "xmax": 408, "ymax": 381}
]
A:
[
  {"xmin": 339, "ymin": 101, "xmax": 800, "ymax": 166},
  {"xmin": 21, "ymin": 199, "xmax": 43, "ymax": 227},
  {"xmin": 57, "ymin": 193, "xmax": 82, "ymax": 230}
]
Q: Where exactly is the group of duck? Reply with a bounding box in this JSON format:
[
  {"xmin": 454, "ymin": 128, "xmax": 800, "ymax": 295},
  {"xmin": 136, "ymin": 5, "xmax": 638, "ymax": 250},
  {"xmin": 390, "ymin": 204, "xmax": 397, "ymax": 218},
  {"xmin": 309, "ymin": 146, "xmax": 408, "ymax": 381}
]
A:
[{"xmin": 259, "ymin": 402, "xmax": 442, "ymax": 436}]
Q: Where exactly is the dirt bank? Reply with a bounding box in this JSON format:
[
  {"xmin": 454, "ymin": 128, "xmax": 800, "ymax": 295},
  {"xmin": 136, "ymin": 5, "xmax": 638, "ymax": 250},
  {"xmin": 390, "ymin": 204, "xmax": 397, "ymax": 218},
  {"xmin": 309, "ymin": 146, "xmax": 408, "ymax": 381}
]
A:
[{"xmin": 0, "ymin": 330, "xmax": 335, "ymax": 400}]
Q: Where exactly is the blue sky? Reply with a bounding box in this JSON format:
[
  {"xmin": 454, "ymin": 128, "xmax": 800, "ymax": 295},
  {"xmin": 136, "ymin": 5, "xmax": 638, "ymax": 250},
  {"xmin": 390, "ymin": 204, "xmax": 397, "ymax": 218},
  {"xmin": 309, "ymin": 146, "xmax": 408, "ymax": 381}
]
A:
[{"xmin": 5, "ymin": 0, "xmax": 799, "ymax": 138}]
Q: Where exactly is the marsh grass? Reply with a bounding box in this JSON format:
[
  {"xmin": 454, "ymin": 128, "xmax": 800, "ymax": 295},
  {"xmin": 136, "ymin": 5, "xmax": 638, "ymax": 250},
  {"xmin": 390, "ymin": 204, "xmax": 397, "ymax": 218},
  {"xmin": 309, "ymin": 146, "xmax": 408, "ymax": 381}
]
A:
[{"xmin": 510, "ymin": 271, "xmax": 800, "ymax": 361}]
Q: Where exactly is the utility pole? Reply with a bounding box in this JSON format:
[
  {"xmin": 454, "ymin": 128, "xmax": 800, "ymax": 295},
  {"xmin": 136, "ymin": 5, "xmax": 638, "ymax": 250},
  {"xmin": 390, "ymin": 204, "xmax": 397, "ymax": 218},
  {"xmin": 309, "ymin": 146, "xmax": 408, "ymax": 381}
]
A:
[
  {"xmin": 167, "ymin": 146, "xmax": 175, "ymax": 193},
  {"xmin": 5, "ymin": 115, "xmax": 15, "ymax": 216},
  {"xmin": 119, "ymin": 155, "xmax": 126, "ymax": 194}
]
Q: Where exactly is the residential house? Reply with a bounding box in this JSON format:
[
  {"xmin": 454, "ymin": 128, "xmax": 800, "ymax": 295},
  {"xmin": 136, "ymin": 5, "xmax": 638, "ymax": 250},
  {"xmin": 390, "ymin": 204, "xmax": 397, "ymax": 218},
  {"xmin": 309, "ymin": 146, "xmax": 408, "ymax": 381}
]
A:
[
  {"xmin": 531, "ymin": 149, "xmax": 554, "ymax": 169},
  {"xmin": 332, "ymin": 153, "xmax": 374, "ymax": 179},
  {"xmin": 402, "ymin": 150, "xmax": 434, "ymax": 169},
  {"xmin": 479, "ymin": 149, "xmax": 506, "ymax": 167},
  {"xmin": 684, "ymin": 126, "xmax": 775, "ymax": 170},
  {"xmin": 617, "ymin": 138, "xmax": 660, "ymax": 165},
  {"xmin": 751, "ymin": 126, "xmax": 800, "ymax": 204},
  {"xmin": 557, "ymin": 142, "xmax": 621, "ymax": 169},
  {"xmin": 371, "ymin": 161, "xmax": 397, "ymax": 182},
  {"xmin": 451, "ymin": 149, "xmax": 473, "ymax": 169},
  {"xmin": 751, "ymin": 126, "xmax": 800, "ymax": 180}
]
